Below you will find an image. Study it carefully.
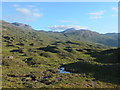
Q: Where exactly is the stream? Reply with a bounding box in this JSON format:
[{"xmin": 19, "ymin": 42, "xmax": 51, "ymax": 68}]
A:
[{"xmin": 58, "ymin": 67, "xmax": 70, "ymax": 73}]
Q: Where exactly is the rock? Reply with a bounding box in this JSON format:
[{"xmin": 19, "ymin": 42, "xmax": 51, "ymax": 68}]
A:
[
  {"xmin": 93, "ymin": 82, "xmax": 97, "ymax": 87},
  {"xmin": 7, "ymin": 56, "xmax": 13, "ymax": 59}
]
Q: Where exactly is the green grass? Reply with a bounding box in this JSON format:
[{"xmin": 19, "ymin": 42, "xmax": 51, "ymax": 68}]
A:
[{"xmin": 2, "ymin": 21, "xmax": 120, "ymax": 88}]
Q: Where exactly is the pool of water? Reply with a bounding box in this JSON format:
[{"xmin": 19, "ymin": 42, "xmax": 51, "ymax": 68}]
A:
[{"xmin": 58, "ymin": 67, "xmax": 70, "ymax": 73}]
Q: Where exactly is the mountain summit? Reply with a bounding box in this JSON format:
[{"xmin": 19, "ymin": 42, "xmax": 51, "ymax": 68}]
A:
[
  {"xmin": 1, "ymin": 21, "xmax": 119, "ymax": 47},
  {"xmin": 12, "ymin": 22, "xmax": 33, "ymax": 30},
  {"xmin": 63, "ymin": 28, "xmax": 99, "ymax": 37},
  {"xmin": 61, "ymin": 28, "xmax": 119, "ymax": 47}
]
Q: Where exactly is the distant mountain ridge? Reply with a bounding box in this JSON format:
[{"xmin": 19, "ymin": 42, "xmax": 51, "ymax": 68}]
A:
[
  {"xmin": 12, "ymin": 22, "xmax": 33, "ymax": 30},
  {"xmin": 1, "ymin": 21, "xmax": 119, "ymax": 47},
  {"xmin": 61, "ymin": 28, "xmax": 119, "ymax": 47},
  {"xmin": 62, "ymin": 28, "xmax": 100, "ymax": 38}
]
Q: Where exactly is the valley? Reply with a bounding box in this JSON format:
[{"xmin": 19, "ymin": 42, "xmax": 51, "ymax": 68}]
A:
[{"xmin": 1, "ymin": 21, "xmax": 120, "ymax": 88}]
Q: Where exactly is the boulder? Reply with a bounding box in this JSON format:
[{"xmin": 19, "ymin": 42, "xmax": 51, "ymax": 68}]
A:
[{"xmin": 7, "ymin": 56, "xmax": 13, "ymax": 59}]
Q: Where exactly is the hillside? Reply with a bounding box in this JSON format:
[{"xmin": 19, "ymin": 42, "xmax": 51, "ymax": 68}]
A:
[
  {"xmin": 7, "ymin": 21, "xmax": 119, "ymax": 47},
  {"xmin": 1, "ymin": 21, "xmax": 120, "ymax": 88},
  {"xmin": 61, "ymin": 28, "xmax": 119, "ymax": 47}
]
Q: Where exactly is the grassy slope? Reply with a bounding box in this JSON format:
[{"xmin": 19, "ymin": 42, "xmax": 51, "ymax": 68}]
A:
[
  {"xmin": 62, "ymin": 29, "xmax": 119, "ymax": 47},
  {"xmin": 2, "ymin": 21, "xmax": 120, "ymax": 88}
]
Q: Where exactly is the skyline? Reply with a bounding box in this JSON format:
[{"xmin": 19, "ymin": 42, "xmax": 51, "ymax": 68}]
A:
[{"xmin": 2, "ymin": 2, "xmax": 118, "ymax": 33}]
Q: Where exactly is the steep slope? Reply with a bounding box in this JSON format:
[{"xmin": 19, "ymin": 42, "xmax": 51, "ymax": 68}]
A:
[{"xmin": 62, "ymin": 28, "xmax": 119, "ymax": 47}]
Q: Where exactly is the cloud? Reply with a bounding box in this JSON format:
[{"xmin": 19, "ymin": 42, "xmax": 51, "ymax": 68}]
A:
[
  {"xmin": 88, "ymin": 11, "xmax": 105, "ymax": 16},
  {"xmin": 90, "ymin": 16, "xmax": 103, "ymax": 19},
  {"xmin": 111, "ymin": 7, "xmax": 118, "ymax": 17},
  {"xmin": 16, "ymin": 8, "xmax": 31, "ymax": 15},
  {"xmin": 33, "ymin": 13, "xmax": 43, "ymax": 17},
  {"xmin": 112, "ymin": 7, "xmax": 118, "ymax": 12},
  {"xmin": 88, "ymin": 10, "xmax": 105, "ymax": 20},
  {"xmin": 111, "ymin": 14, "xmax": 118, "ymax": 17},
  {"xmin": 16, "ymin": 8, "xmax": 43, "ymax": 17},
  {"xmin": 47, "ymin": 25, "xmax": 88, "ymax": 30}
]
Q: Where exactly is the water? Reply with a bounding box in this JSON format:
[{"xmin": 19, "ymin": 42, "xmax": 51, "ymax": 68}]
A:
[{"xmin": 58, "ymin": 67, "xmax": 70, "ymax": 73}]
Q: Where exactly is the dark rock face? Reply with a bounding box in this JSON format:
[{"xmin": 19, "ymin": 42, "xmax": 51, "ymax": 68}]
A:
[{"xmin": 12, "ymin": 22, "xmax": 33, "ymax": 30}]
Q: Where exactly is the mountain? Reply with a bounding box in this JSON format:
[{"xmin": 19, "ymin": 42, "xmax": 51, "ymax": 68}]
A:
[
  {"xmin": 1, "ymin": 21, "xmax": 120, "ymax": 88},
  {"xmin": 105, "ymin": 33, "xmax": 118, "ymax": 37},
  {"xmin": 12, "ymin": 22, "xmax": 33, "ymax": 30},
  {"xmin": 62, "ymin": 28, "xmax": 100, "ymax": 38},
  {"xmin": 104, "ymin": 33, "xmax": 120, "ymax": 40},
  {"xmin": 62, "ymin": 28, "xmax": 77, "ymax": 33},
  {"xmin": 61, "ymin": 28, "xmax": 119, "ymax": 47},
  {"xmin": 2, "ymin": 21, "xmax": 119, "ymax": 47}
]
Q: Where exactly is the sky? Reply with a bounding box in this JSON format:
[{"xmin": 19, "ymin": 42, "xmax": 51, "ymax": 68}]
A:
[{"xmin": 2, "ymin": 2, "xmax": 118, "ymax": 33}]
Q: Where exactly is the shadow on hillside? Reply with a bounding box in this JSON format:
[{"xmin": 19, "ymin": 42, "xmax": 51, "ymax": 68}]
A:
[
  {"xmin": 87, "ymin": 48, "xmax": 120, "ymax": 64},
  {"xmin": 64, "ymin": 61, "xmax": 120, "ymax": 85}
]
